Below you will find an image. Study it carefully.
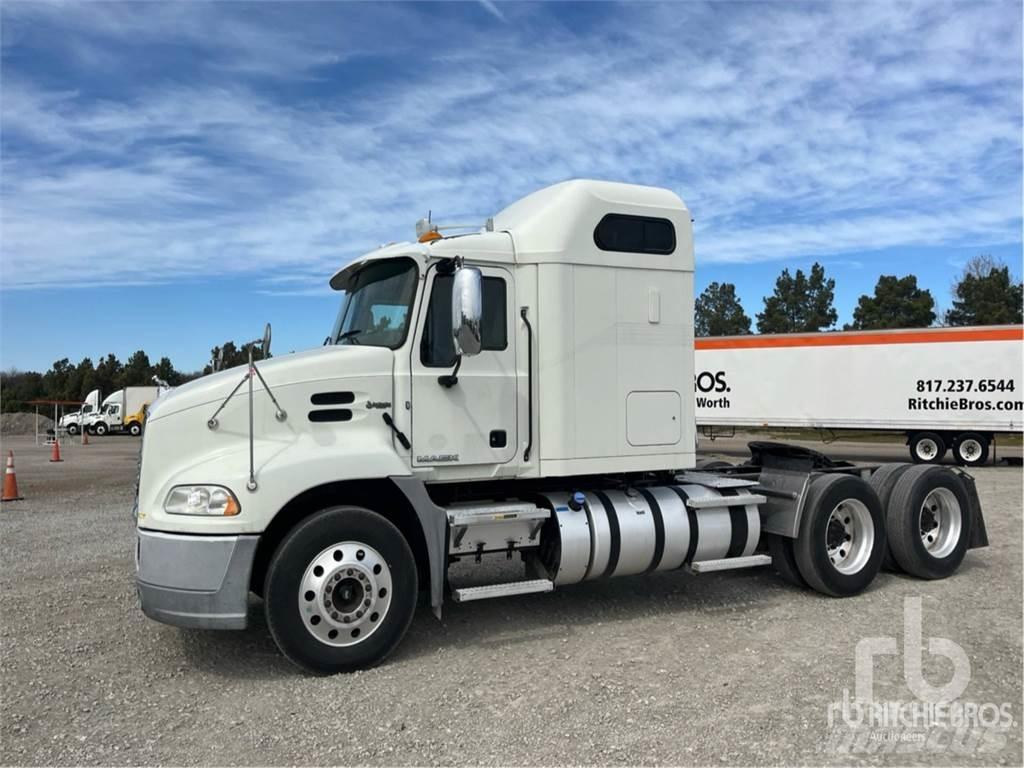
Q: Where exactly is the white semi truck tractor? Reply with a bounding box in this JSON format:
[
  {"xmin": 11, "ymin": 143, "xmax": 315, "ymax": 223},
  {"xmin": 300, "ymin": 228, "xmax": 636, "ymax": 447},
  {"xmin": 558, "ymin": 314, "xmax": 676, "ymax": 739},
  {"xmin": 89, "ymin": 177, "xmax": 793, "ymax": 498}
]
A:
[
  {"xmin": 59, "ymin": 388, "xmax": 101, "ymax": 435},
  {"xmin": 134, "ymin": 180, "xmax": 989, "ymax": 674},
  {"xmin": 87, "ymin": 386, "xmax": 161, "ymax": 436}
]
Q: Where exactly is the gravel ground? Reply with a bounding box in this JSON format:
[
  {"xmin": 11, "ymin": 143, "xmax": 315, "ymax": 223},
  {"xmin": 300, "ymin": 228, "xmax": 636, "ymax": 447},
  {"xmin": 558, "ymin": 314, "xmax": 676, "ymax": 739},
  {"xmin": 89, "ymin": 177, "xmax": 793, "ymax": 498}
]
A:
[{"xmin": 1, "ymin": 435, "xmax": 1021, "ymax": 766}]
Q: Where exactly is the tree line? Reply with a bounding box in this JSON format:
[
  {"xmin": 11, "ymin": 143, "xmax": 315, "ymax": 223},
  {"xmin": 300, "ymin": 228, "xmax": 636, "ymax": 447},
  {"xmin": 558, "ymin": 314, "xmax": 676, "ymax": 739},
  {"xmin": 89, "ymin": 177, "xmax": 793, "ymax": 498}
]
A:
[
  {"xmin": 2, "ymin": 256, "xmax": 1021, "ymax": 411},
  {"xmin": 696, "ymin": 255, "xmax": 1023, "ymax": 336},
  {"xmin": 0, "ymin": 340, "xmax": 266, "ymax": 414}
]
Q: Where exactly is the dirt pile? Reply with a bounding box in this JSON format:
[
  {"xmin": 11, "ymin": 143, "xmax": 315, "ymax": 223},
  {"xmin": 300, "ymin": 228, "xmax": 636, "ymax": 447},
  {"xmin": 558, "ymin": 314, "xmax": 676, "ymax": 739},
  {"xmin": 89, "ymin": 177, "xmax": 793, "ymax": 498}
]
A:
[{"xmin": 1, "ymin": 412, "xmax": 54, "ymax": 436}]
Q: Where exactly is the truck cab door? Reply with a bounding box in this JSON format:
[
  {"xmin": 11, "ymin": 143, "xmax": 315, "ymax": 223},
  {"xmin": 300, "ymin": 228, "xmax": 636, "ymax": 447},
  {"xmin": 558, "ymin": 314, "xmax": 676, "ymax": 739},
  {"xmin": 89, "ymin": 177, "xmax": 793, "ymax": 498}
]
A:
[{"xmin": 410, "ymin": 265, "xmax": 517, "ymax": 469}]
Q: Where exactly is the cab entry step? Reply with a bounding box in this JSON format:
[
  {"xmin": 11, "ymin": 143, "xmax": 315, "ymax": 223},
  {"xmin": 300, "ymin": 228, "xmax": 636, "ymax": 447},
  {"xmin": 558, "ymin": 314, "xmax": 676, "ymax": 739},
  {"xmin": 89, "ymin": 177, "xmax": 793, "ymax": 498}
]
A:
[{"xmin": 451, "ymin": 579, "xmax": 554, "ymax": 603}]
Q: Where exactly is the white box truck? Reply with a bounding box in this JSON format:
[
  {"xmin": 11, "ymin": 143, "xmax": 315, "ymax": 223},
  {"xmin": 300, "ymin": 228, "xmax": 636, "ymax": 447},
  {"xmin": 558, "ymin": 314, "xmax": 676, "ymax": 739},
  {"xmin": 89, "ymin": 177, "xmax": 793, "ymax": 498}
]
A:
[
  {"xmin": 133, "ymin": 180, "xmax": 990, "ymax": 674},
  {"xmin": 695, "ymin": 327, "xmax": 1023, "ymax": 466},
  {"xmin": 87, "ymin": 386, "xmax": 161, "ymax": 436},
  {"xmin": 58, "ymin": 388, "xmax": 101, "ymax": 435}
]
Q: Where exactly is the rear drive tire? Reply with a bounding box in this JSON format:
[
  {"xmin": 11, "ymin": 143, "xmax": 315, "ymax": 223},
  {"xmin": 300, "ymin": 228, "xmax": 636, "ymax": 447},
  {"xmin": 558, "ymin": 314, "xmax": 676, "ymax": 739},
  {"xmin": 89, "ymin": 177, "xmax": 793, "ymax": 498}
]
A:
[
  {"xmin": 794, "ymin": 474, "xmax": 886, "ymax": 597},
  {"xmin": 767, "ymin": 534, "xmax": 806, "ymax": 588},
  {"xmin": 886, "ymin": 465, "xmax": 971, "ymax": 580},
  {"xmin": 265, "ymin": 506, "xmax": 417, "ymax": 674},
  {"xmin": 953, "ymin": 433, "xmax": 989, "ymax": 467},
  {"xmin": 909, "ymin": 432, "xmax": 945, "ymax": 464},
  {"xmin": 868, "ymin": 463, "xmax": 913, "ymax": 572}
]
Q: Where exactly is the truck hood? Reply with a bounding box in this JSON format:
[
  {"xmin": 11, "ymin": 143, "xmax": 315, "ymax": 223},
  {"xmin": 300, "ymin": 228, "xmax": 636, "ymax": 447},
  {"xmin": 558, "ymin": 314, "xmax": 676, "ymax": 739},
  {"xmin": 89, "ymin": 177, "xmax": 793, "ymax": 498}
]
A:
[{"xmin": 147, "ymin": 345, "xmax": 395, "ymax": 422}]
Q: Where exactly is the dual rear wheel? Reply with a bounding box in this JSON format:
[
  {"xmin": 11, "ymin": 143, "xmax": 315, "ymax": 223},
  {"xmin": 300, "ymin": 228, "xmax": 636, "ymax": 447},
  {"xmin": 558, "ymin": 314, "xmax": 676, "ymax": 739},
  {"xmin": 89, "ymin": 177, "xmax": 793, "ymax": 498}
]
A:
[{"xmin": 770, "ymin": 466, "xmax": 972, "ymax": 596}]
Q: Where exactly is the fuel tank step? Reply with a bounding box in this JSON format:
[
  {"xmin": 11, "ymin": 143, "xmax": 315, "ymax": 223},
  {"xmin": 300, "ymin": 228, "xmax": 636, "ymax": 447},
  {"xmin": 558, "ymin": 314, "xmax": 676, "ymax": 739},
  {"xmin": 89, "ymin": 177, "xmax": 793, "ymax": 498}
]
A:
[
  {"xmin": 687, "ymin": 554, "xmax": 772, "ymax": 573},
  {"xmin": 451, "ymin": 579, "xmax": 554, "ymax": 602}
]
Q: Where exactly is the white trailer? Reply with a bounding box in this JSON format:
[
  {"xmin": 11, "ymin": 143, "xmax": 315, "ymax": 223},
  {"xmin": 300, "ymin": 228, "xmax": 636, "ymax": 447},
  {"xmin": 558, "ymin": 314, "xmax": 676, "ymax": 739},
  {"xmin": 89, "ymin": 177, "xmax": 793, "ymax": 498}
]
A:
[
  {"xmin": 58, "ymin": 388, "xmax": 101, "ymax": 435},
  {"xmin": 695, "ymin": 327, "xmax": 1023, "ymax": 466},
  {"xmin": 87, "ymin": 386, "xmax": 161, "ymax": 436},
  {"xmin": 133, "ymin": 180, "xmax": 990, "ymax": 674}
]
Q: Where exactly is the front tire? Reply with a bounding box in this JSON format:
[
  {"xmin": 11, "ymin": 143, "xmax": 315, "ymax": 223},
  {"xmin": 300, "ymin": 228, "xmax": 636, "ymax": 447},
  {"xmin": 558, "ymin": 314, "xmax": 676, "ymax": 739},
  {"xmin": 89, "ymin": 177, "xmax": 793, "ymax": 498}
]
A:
[
  {"xmin": 265, "ymin": 506, "xmax": 417, "ymax": 674},
  {"xmin": 94, "ymin": 422, "xmax": 108, "ymax": 437},
  {"xmin": 909, "ymin": 432, "xmax": 945, "ymax": 464},
  {"xmin": 128, "ymin": 422, "xmax": 142, "ymax": 437},
  {"xmin": 67, "ymin": 423, "xmax": 79, "ymax": 436},
  {"xmin": 794, "ymin": 474, "xmax": 886, "ymax": 597}
]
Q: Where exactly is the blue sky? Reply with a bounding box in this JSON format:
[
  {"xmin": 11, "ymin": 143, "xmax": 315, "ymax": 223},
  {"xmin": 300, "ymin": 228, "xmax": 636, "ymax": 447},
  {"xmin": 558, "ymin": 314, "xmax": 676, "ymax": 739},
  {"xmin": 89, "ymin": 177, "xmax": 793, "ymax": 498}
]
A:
[{"xmin": 1, "ymin": 0, "xmax": 1021, "ymax": 372}]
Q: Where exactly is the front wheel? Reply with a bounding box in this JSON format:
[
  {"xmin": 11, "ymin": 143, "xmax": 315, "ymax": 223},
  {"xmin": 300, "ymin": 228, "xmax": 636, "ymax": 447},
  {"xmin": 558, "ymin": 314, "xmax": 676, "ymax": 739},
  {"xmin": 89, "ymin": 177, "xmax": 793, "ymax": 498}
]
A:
[
  {"xmin": 264, "ymin": 506, "xmax": 417, "ymax": 674},
  {"xmin": 94, "ymin": 422, "xmax": 108, "ymax": 437},
  {"xmin": 793, "ymin": 474, "xmax": 886, "ymax": 597},
  {"xmin": 66, "ymin": 424, "xmax": 79, "ymax": 436},
  {"xmin": 128, "ymin": 422, "xmax": 142, "ymax": 437}
]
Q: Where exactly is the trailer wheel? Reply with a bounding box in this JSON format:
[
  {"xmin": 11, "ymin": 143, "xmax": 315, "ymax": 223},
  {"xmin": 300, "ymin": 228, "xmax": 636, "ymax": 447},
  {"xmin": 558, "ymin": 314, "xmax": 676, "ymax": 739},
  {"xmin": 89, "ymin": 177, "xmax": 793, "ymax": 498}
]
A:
[
  {"xmin": 128, "ymin": 422, "xmax": 142, "ymax": 437},
  {"xmin": 886, "ymin": 466, "xmax": 971, "ymax": 580},
  {"xmin": 264, "ymin": 506, "xmax": 417, "ymax": 674},
  {"xmin": 67, "ymin": 424, "xmax": 79, "ymax": 436},
  {"xmin": 952, "ymin": 433, "xmax": 989, "ymax": 467},
  {"xmin": 868, "ymin": 463, "xmax": 913, "ymax": 572},
  {"xmin": 94, "ymin": 422, "xmax": 108, "ymax": 437},
  {"xmin": 767, "ymin": 534, "xmax": 805, "ymax": 588},
  {"xmin": 794, "ymin": 474, "xmax": 885, "ymax": 597},
  {"xmin": 909, "ymin": 432, "xmax": 945, "ymax": 464}
]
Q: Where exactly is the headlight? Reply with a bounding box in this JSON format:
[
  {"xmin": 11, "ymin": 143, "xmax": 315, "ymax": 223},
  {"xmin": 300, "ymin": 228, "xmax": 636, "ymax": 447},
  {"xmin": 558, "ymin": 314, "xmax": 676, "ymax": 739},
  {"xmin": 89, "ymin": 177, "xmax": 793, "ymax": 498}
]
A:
[{"xmin": 164, "ymin": 485, "xmax": 240, "ymax": 516}]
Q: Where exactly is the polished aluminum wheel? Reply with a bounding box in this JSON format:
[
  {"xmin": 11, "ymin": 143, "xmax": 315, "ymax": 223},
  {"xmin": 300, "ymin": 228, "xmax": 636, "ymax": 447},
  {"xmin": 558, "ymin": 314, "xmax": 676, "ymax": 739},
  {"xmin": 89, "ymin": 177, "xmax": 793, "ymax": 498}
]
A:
[
  {"xmin": 297, "ymin": 541, "xmax": 393, "ymax": 647},
  {"xmin": 919, "ymin": 487, "xmax": 962, "ymax": 559},
  {"xmin": 825, "ymin": 499, "xmax": 874, "ymax": 575}
]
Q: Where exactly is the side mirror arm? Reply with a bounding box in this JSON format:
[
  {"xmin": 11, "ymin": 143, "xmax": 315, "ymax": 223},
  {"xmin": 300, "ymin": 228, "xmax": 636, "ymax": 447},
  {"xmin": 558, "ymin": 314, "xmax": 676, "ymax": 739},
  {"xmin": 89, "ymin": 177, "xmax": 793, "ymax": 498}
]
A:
[{"xmin": 437, "ymin": 356, "xmax": 462, "ymax": 388}]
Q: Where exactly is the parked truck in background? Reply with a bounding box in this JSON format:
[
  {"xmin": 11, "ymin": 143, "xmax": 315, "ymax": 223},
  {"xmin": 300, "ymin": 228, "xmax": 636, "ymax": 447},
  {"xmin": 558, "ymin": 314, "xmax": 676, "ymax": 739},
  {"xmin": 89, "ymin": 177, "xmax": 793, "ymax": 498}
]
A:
[
  {"xmin": 58, "ymin": 388, "xmax": 101, "ymax": 435},
  {"xmin": 695, "ymin": 326, "xmax": 1023, "ymax": 466},
  {"xmin": 86, "ymin": 386, "xmax": 162, "ymax": 436},
  {"xmin": 133, "ymin": 180, "xmax": 989, "ymax": 674}
]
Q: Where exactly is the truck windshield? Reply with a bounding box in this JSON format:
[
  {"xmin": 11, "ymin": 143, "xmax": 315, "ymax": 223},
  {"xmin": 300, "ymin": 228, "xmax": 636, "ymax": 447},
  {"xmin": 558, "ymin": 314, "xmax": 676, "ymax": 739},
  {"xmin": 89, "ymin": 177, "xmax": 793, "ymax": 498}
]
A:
[{"xmin": 332, "ymin": 258, "xmax": 418, "ymax": 349}]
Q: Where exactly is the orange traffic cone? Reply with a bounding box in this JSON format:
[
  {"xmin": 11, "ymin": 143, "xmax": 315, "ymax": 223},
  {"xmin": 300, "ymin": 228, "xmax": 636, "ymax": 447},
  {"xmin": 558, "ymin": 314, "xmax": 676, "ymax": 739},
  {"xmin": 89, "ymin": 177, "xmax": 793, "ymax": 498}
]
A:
[
  {"xmin": 2, "ymin": 451, "xmax": 23, "ymax": 501},
  {"xmin": 81, "ymin": 430, "xmax": 89, "ymax": 446},
  {"xmin": 50, "ymin": 439, "xmax": 63, "ymax": 463}
]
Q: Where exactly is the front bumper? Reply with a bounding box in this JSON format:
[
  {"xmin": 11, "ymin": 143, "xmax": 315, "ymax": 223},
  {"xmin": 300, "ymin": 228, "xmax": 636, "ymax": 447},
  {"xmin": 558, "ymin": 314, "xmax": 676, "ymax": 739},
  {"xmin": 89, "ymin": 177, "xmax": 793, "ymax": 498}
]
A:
[{"xmin": 136, "ymin": 529, "xmax": 259, "ymax": 629}]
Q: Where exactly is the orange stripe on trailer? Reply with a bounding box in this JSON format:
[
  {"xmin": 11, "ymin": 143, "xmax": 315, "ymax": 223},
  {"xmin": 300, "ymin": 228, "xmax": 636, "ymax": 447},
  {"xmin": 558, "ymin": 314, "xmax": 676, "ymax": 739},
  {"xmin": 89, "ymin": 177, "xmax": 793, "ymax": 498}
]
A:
[{"xmin": 694, "ymin": 326, "xmax": 1024, "ymax": 351}]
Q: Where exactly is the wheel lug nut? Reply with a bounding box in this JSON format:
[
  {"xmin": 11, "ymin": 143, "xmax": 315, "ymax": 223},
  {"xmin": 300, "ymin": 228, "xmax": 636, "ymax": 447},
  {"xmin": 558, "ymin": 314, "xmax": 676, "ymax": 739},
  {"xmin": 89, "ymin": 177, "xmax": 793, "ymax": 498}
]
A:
[
  {"xmin": 331, "ymin": 612, "xmax": 339, "ymax": 620},
  {"xmin": 325, "ymin": 601, "xmax": 332, "ymax": 608},
  {"xmin": 347, "ymin": 569, "xmax": 353, "ymax": 576},
  {"xmin": 333, "ymin": 574, "xmax": 341, "ymax": 582},
  {"xmin": 343, "ymin": 616, "xmax": 351, "ymax": 623},
  {"xmin": 356, "ymin": 610, "xmax": 364, "ymax": 619},
  {"xmin": 364, "ymin": 598, "xmax": 371, "ymax": 607}
]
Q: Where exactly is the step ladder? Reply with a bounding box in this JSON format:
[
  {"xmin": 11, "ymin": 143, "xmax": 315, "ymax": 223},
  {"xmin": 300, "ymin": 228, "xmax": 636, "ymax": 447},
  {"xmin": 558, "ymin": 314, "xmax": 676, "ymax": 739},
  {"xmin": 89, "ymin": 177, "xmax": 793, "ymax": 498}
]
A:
[
  {"xmin": 687, "ymin": 554, "xmax": 772, "ymax": 573},
  {"xmin": 446, "ymin": 501, "xmax": 550, "ymax": 557},
  {"xmin": 451, "ymin": 579, "xmax": 554, "ymax": 603}
]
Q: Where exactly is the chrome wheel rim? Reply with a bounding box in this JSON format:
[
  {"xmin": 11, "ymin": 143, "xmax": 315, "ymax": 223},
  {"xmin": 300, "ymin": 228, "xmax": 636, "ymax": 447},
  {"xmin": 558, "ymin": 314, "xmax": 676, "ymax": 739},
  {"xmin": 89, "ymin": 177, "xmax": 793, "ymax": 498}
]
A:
[
  {"xmin": 916, "ymin": 438, "xmax": 939, "ymax": 461},
  {"xmin": 825, "ymin": 499, "xmax": 874, "ymax": 575},
  {"xmin": 298, "ymin": 541, "xmax": 393, "ymax": 647},
  {"xmin": 958, "ymin": 438, "xmax": 982, "ymax": 463},
  {"xmin": 919, "ymin": 488, "xmax": 962, "ymax": 558}
]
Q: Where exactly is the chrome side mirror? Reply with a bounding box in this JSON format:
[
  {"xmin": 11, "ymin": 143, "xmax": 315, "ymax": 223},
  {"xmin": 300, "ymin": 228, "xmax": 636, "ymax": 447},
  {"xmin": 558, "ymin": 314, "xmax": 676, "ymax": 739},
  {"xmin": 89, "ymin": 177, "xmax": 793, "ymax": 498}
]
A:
[{"xmin": 451, "ymin": 265, "xmax": 482, "ymax": 357}]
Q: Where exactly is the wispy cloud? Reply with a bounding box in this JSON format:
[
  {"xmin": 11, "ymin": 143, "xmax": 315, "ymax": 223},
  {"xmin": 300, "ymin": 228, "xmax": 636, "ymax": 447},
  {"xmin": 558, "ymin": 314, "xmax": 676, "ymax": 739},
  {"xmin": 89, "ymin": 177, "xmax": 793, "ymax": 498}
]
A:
[{"xmin": 1, "ymin": 1, "xmax": 1020, "ymax": 292}]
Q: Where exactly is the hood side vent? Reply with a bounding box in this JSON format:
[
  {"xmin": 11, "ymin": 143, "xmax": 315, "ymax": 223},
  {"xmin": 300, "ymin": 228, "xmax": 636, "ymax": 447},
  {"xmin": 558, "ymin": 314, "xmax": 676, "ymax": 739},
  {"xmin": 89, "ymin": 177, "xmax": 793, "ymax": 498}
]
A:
[
  {"xmin": 308, "ymin": 409, "xmax": 353, "ymax": 423},
  {"xmin": 311, "ymin": 391, "xmax": 355, "ymax": 405}
]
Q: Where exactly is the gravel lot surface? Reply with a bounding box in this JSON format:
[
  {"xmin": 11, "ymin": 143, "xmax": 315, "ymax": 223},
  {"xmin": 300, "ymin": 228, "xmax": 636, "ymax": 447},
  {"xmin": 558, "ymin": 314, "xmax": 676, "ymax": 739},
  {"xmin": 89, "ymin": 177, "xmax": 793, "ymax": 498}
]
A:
[{"xmin": 2, "ymin": 435, "xmax": 1021, "ymax": 766}]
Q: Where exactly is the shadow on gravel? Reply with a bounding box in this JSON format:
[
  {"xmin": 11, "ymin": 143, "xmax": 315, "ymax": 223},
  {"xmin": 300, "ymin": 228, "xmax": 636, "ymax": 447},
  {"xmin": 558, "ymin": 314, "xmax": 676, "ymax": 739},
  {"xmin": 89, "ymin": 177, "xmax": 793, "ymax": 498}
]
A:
[{"xmin": 172, "ymin": 549, "xmax": 994, "ymax": 678}]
